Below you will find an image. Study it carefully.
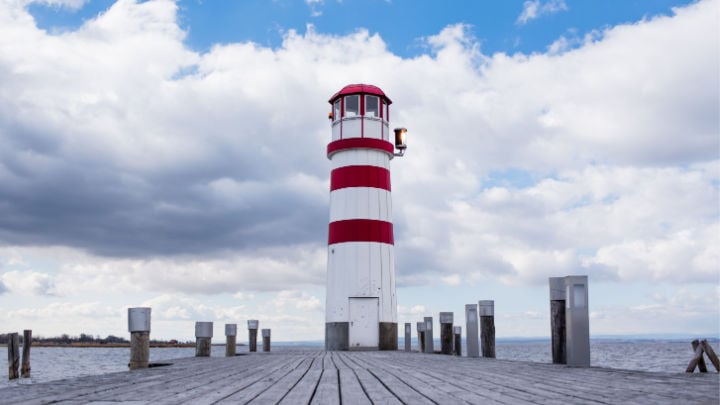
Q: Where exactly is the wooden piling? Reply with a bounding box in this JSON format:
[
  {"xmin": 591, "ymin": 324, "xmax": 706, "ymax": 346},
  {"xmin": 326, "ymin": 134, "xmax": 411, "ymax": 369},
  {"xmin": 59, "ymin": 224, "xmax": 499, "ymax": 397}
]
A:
[
  {"xmin": 262, "ymin": 329, "xmax": 271, "ymax": 352},
  {"xmin": 701, "ymin": 339, "xmax": 720, "ymax": 372},
  {"xmin": 248, "ymin": 320, "xmax": 259, "ymax": 352},
  {"xmin": 453, "ymin": 326, "xmax": 462, "ymax": 356},
  {"xmin": 549, "ymin": 277, "xmax": 566, "ymax": 364},
  {"xmin": 404, "ymin": 323, "xmax": 411, "ymax": 352},
  {"xmin": 21, "ymin": 330, "xmax": 31, "ymax": 378},
  {"xmin": 440, "ymin": 312, "xmax": 453, "ymax": 355},
  {"xmin": 8, "ymin": 332, "xmax": 19, "ymax": 380},
  {"xmin": 128, "ymin": 307, "xmax": 151, "ymax": 369},
  {"xmin": 225, "ymin": 324, "xmax": 237, "ymax": 357},
  {"xmin": 195, "ymin": 321, "xmax": 213, "ymax": 357},
  {"xmin": 479, "ymin": 300, "xmax": 495, "ymax": 358}
]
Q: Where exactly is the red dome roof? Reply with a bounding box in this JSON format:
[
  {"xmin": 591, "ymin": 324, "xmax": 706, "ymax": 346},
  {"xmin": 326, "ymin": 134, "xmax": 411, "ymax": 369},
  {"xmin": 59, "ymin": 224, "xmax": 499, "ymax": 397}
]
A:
[{"xmin": 329, "ymin": 84, "xmax": 392, "ymax": 104}]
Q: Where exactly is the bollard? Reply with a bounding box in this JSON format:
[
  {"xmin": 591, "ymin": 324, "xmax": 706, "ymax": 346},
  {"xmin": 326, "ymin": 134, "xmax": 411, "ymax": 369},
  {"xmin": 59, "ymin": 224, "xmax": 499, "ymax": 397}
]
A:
[
  {"xmin": 248, "ymin": 320, "xmax": 259, "ymax": 352},
  {"xmin": 8, "ymin": 332, "xmax": 19, "ymax": 380},
  {"xmin": 21, "ymin": 330, "xmax": 31, "ymax": 378},
  {"xmin": 440, "ymin": 312, "xmax": 453, "ymax": 355},
  {"xmin": 479, "ymin": 300, "xmax": 496, "ymax": 358},
  {"xmin": 565, "ymin": 276, "xmax": 590, "ymax": 367},
  {"xmin": 404, "ymin": 323, "xmax": 411, "ymax": 352},
  {"xmin": 225, "ymin": 324, "xmax": 237, "ymax": 357},
  {"xmin": 262, "ymin": 329, "xmax": 271, "ymax": 352},
  {"xmin": 453, "ymin": 326, "xmax": 462, "ymax": 356},
  {"xmin": 195, "ymin": 321, "xmax": 213, "ymax": 357},
  {"xmin": 549, "ymin": 277, "xmax": 566, "ymax": 364},
  {"xmin": 465, "ymin": 304, "xmax": 479, "ymax": 358},
  {"xmin": 423, "ymin": 317, "xmax": 434, "ymax": 353},
  {"xmin": 417, "ymin": 322, "xmax": 425, "ymax": 353},
  {"xmin": 128, "ymin": 307, "xmax": 151, "ymax": 369}
]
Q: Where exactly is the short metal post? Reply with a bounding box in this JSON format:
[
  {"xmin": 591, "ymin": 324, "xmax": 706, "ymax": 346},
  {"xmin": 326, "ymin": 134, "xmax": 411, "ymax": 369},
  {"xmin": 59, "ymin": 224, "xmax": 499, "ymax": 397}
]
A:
[
  {"xmin": 440, "ymin": 312, "xmax": 453, "ymax": 355},
  {"xmin": 128, "ymin": 307, "xmax": 151, "ymax": 369},
  {"xmin": 195, "ymin": 321, "xmax": 213, "ymax": 357},
  {"xmin": 479, "ymin": 300, "xmax": 495, "ymax": 358},
  {"xmin": 453, "ymin": 326, "xmax": 462, "ymax": 356},
  {"xmin": 417, "ymin": 322, "xmax": 425, "ymax": 352},
  {"xmin": 248, "ymin": 320, "xmax": 259, "ymax": 352},
  {"xmin": 262, "ymin": 329, "xmax": 271, "ymax": 352},
  {"xmin": 565, "ymin": 276, "xmax": 590, "ymax": 367},
  {"xmin": 465, "ymin": 304, "xmax": 479, "ymax": 358},
  {"xmin": 225, "ymin": 324, "xmax": 237, "ymax": 357},
  {"xmin": 549, "ymin": 277, "xmax": 566, "ymax": 364},
  {"xmin": 404, "ymin": 323, "xmax": 411, "ymax": 352},
  {"xmin": 423, "ymin": 317, "xmax": 434, "ymax": 353}
]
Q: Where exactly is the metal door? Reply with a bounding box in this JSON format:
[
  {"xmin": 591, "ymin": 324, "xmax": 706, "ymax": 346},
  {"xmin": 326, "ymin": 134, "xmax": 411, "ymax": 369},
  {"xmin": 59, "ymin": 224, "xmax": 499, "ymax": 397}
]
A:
[{"xmin": 349, "ymin": 297, "xmax": 379, "ymax": 349}]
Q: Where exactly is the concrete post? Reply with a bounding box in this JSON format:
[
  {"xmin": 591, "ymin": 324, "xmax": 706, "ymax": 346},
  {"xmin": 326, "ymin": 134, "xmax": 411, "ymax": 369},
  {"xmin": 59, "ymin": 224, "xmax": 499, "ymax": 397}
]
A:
[
  {"xmin": 417, "ymin": 322, "xmax": 425, "ymax": 352},
  {"xmin": 440, "ymin": 312, "xmax": 453, "ymax": 355},
  {"xmin": 248, "ymin": 320, "xmax": 259, "ymax": 352},
  {"xmin": 128, "ymin": 307, "xmax": 151, "ymax": 369},
  {"xmin": 565, "ymin": 276, "xmax": 590, "ymax": 367},
  {"xmin": 453, "ymin": 326, "xmax": 462, "ymax": 356},
  {"xmin": 195, "ymin": 321, "xmax": 213, "ymax": 357},
  {"xmin": 465, "ymin": 304, "xmax": 479, "ymax": 358},
  {"xmin": 262, "ymin": 329, "xmax": 271, "ymax": 352},
  {"xmin": 225, "ymin": 324, "xmax": 237, "ymax": 357},
  {"xmin": 479, "ymin": 300, "xmax": 495, "ymax": 358},
  {"xmin": 404, "ymin": 323, "xmax": 411, "ymax": 352},
  {"xmin": 423, "ymin": 317, "xmax": 434, "ymax": 353},
  {"xmin": 549, "ymin": 277, "xmax": 566, "ymax": 364}
]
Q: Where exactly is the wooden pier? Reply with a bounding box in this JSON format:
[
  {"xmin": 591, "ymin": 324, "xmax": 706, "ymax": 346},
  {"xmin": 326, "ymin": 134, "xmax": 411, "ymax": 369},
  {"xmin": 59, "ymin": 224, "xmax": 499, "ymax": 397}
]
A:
[{"xmin": 1, "ymin": 348, "xmax": 718, "ymax": 404}]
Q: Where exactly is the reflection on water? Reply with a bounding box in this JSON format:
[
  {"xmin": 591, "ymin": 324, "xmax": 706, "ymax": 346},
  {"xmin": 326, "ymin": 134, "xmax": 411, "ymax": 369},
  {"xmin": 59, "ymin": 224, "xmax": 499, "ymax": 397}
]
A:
[{"xmin": 0, "ymin": 340, "xmax": 707, "ymax": 388}]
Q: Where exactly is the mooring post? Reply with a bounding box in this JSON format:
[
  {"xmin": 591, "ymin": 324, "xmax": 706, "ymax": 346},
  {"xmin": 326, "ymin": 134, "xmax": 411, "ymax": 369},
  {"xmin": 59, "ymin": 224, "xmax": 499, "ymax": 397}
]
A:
[
  {"xmin": 479, "ymin": 300, "xmax": 496, "ymax": 358},
  {"xmin": 701, "ymin": 340, "xmax": 720, "ymax": 371},
  {"xmin": 195, "ymin": 321, "xmax": 213, "ymax": 357},
  {"xmin": 225, "ymin": 324, "xmax": 237, "ymax": 357},
  {"xmin": 417, "ymin": 322, "xmax": 425, "ymax": 352},
  {"xmin": 440, "ymin": 312, "xmax": 453, "ymax": 355},
  {"xmin": 549, "ymin": 277, "xmax": 566, "ymax": 364},
  {"xmin": 8, "ymin": 332, "xmax": 19, "ymax": 380},
  {"xmin": 128, "ymin": 307, "xmax": 151, "ymax": 370},
  {"xmin": 262, "ymin": 329, "xmax": 271, "ymax": 352},
  {"xmin": 404, "ymin": 323, "xmax": 411, "ymax": 352},
  {"xmin": 453, "ymin": 326, "xmax": 462, "ymax": 356},
  {"xmin": 21, "ymin": 330, "xmax": 31, "ymax": 378},
  {"xmin": 423, "ymin": 317, "xmax": 434, "ymax": 353},
  {"xmin": 465, "ymin": 304, "xmax": 479, "ymax": 358},
  {"xmin": 248, "ymin": 320, "xmax": 259, "ymax": 352}
]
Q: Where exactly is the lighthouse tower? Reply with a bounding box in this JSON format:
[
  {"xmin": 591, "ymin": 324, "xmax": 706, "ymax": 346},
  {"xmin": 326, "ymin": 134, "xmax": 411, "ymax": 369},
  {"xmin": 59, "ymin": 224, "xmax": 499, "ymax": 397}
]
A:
[{"xmin": 325, "ymin": 84, "xmax": 406, "ymax": 351}]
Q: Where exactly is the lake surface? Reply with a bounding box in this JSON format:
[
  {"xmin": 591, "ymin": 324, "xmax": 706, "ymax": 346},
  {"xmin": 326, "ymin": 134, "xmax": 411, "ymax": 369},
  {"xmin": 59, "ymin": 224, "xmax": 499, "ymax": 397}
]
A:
[{"xmin": 0, "ymin": 339, "xmax": 709, "ymax": 389}]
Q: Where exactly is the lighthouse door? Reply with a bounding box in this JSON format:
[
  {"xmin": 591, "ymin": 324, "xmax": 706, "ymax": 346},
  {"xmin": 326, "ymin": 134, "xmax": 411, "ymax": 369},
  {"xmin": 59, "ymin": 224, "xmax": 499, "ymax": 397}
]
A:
[{"xmin": 348, "ymin": 297, "xmax": 379, "ymax": 350}]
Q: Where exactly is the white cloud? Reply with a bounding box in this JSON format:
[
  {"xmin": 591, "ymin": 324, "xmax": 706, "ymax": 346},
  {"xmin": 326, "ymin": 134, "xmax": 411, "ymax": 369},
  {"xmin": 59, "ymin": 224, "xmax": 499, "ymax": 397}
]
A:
[
  {"xmin": 0, "ymin": 269, "xmax": 56, "ymax": 295},
  {"xmin": 0, "ymin": 0, "xmax": 716, "ymax": 338},
  {"xmin": 517, "ymin": 0, "xmax": 568, "ymax": 25}
]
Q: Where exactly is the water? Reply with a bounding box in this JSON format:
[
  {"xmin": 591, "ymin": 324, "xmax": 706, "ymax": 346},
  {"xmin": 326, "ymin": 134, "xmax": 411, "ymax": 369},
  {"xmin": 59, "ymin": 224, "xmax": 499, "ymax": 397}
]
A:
[{"xmin": 0, "ymin": 340, "xmax": 709, "ymax": 389}]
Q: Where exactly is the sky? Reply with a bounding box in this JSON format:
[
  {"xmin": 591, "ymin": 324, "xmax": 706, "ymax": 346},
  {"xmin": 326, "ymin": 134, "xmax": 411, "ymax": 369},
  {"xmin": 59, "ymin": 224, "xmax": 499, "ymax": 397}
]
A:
[{"xmin": 0, "ymin": 0, "xmax": 717, "ymax": 342}]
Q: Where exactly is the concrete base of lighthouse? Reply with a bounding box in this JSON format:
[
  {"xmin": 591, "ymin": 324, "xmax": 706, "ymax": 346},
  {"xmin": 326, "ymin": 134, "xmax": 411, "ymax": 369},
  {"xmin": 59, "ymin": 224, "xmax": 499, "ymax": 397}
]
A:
[
  {"xmin": 379, "ymin": 322, "xmax": 398, "ymax": 351},
  {"xmin": 325, "ymin": 322, "xmax": 349, "ymax": 351},
  {"xmin": 325, "ymin": 322, "xmax": 398, "ymax": 351}
]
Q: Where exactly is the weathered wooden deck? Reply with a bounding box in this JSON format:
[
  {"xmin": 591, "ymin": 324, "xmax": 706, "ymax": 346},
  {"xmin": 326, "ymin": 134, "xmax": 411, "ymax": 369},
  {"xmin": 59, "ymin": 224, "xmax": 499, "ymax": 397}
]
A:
[{"xmin": 1, "ymin": 348, "xmax": 718, "ymax": 404}]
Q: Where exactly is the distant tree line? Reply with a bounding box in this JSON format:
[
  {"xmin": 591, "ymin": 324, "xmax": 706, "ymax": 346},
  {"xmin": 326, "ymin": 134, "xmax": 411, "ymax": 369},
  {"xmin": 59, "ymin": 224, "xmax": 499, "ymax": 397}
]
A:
[{"xmin": 0, "ymin": 333, "xmax": 128, "ymax": 345}]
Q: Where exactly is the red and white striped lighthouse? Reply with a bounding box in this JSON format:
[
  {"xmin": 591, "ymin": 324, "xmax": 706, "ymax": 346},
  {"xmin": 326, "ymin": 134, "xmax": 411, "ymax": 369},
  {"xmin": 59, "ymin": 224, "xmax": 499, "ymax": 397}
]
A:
[{"xmin": 325, "ymin": 84, "xmax": 406, "ymax": 351}]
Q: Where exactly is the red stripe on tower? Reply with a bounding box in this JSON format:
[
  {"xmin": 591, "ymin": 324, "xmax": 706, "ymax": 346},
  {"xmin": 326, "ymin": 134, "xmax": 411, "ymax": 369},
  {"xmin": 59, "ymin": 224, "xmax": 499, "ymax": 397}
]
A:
[
  {"xmin": 328, "ymin": 219, "xmax": 394, "ymax": 245},
  {"xmin": 330, "ymin": 166, "xmax": 391, "ymax": 191}
]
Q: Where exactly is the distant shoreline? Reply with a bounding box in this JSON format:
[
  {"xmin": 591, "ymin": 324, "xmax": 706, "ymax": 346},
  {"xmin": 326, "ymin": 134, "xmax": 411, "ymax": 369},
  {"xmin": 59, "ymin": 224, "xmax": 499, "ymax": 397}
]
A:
[{"xmin": 0, "ymin": 342, "xmax": 196, "ymax": 348}]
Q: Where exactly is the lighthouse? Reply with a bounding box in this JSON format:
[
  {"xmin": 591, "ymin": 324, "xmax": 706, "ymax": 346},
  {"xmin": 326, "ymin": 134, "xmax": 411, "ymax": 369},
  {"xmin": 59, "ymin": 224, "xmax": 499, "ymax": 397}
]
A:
[{"xmin": 325, "ymin": 84, "xmax": 407, "ymax": 351}]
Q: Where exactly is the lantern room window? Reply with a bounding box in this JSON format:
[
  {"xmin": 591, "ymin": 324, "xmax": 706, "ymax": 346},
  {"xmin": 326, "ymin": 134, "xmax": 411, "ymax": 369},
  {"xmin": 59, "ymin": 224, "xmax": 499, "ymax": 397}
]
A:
[
  {"xmin": 365, "ymin": 95, "xmax": 379, "ymax": 118},
  {"xmin": 333, "ymin": 99, "xmax": 341, "ymax": 122},
  {"xmin": 345, "ymin": 95, "xmax": 359, "ymax": 116}
]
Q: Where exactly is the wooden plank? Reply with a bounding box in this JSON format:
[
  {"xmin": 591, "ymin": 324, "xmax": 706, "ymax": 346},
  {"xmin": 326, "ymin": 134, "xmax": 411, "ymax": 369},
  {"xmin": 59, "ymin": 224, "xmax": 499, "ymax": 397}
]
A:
[{"xmin": 701, "ymin": 339, "xmax": 720, "ymax": 372}]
